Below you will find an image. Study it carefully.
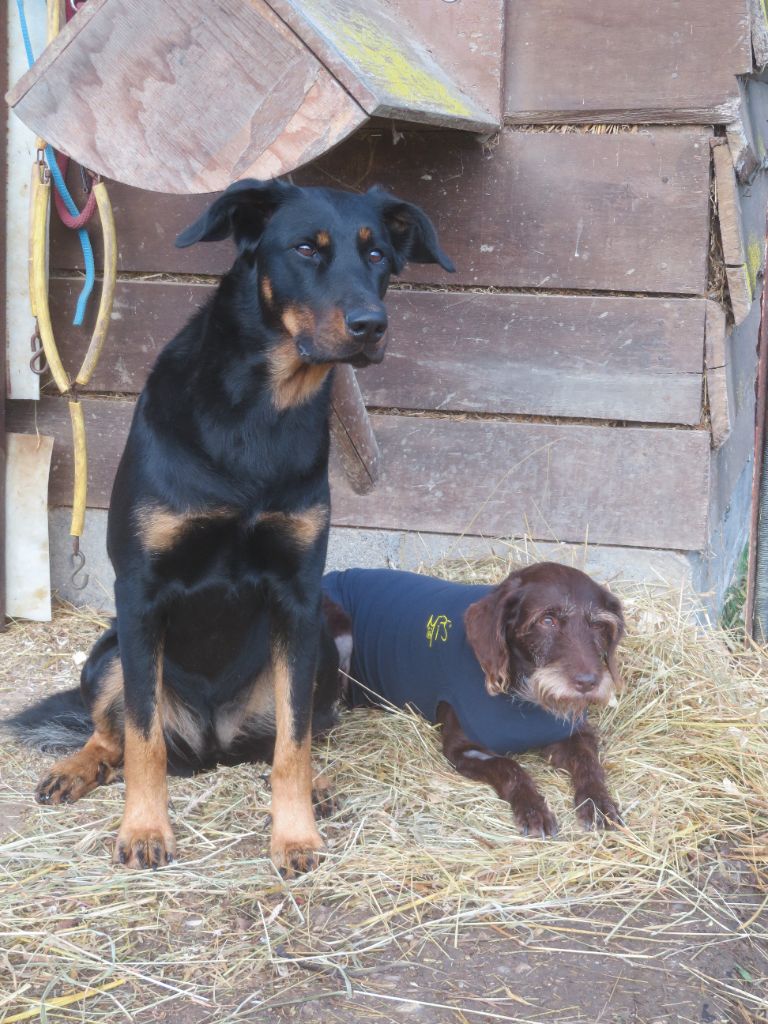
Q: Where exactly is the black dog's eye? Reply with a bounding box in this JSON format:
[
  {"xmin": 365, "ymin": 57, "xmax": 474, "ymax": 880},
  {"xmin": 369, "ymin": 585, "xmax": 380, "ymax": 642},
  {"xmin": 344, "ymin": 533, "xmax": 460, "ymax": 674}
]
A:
[
  {"xmin": 368, "ymin": 249, "xmax": 384, "ymax": 264},
  {"xmin": 540, "ymin": 614, "xmax": 558, "ymax": 628},
  {"xmin": 296, "ymin": 243, "xmax": 317, "ymax": 258}
]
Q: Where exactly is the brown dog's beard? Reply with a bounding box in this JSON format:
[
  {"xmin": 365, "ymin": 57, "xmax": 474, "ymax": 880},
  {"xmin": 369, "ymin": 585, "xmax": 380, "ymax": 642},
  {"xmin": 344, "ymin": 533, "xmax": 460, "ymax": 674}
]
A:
[{"xmin": 517, "ymin": 664, "xmax": 617, "ymax": 721}]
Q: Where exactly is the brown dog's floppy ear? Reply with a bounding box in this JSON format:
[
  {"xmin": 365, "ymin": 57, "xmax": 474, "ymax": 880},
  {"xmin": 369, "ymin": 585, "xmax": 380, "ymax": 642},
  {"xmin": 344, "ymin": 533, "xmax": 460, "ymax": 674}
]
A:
[
  {"xmin": 367, "ymin": 186, "xmax": 455, "ymax": 273},
  {"xmin": 464, "ymin": 576, "xmax": 524, "ymax": 696},
  {"xmin": 594, "ymin": 588, "xmax": 626, "ymax": 691},
  {"xmin": 175, "ymin": 178, "xmax": 297, "ymax": 252}
]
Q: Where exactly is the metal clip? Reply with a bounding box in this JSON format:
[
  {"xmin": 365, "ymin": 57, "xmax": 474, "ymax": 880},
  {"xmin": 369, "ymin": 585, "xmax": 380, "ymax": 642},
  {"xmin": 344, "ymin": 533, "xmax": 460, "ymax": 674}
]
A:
[
  {"xmin": 36, "ymin": 148, "xmax": 50, "ymax": 185},
  {"xmin": 70, "ymin": 537, "xmax": 89, "ymax": 591},
  {"xmin": 29, "ymin": 328, "xmax": 47, "ymax": 375},
  {"xmin": 80, "ymin": 164, "xmax": 93, "ymax": 194}
]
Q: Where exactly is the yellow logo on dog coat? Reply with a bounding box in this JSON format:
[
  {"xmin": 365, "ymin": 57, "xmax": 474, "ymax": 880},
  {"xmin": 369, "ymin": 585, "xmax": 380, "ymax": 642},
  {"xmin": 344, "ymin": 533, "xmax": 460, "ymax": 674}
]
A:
[{"xmin": 426, "ymin": 614, "xmax": 452, "ymax": 647}]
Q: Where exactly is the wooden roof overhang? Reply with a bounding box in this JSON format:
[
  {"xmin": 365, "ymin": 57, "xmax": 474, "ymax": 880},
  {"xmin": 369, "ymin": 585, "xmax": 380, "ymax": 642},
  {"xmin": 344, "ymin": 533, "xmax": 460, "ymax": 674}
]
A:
[{"xmin": 6, "ymin": 0, "xmax": 502, "ymax": 194}]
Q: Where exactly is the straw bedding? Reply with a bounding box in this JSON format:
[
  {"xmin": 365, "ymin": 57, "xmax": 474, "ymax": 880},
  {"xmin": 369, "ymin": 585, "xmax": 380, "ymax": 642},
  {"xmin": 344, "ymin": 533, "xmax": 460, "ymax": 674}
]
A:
[{"xmin": 0, "ymin": 556, "xmax": 766, "ymax": 1021}]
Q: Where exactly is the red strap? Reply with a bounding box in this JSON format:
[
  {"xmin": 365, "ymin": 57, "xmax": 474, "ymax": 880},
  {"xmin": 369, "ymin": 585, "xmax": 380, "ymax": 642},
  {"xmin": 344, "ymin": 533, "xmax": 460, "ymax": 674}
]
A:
[{"xmin": 51, "ymin": 151, "xmax": 98, "ymax": 229}]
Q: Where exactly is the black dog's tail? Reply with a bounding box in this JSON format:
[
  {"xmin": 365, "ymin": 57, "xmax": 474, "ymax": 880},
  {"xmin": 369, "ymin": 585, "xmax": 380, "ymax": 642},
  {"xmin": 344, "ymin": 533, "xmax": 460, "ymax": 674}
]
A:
[{"xmin": 4, "ymin": 689, "xmax": 93, "ymax": 753}]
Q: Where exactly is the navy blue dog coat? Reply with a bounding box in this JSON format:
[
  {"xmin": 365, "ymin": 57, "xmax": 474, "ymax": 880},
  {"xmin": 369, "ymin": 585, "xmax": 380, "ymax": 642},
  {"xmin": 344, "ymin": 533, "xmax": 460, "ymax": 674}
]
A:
[{"xmin": 322, "ymin": 568, "xmax": 580, "ymax": 755}]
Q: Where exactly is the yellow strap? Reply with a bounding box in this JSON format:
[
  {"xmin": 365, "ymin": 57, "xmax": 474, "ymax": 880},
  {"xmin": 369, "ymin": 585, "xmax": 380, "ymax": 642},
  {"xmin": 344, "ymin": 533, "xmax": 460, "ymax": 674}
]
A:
[
  {"xmin": 68, "ymin": 399, "xmax": 87, "ymax": 539},
  {"xmin": 30, "ymin": 166, "xmax": 71, "ymax": 394},
  {"xmin": 76, "ymin": 182, "xmax": 117, "ymax": 385}
]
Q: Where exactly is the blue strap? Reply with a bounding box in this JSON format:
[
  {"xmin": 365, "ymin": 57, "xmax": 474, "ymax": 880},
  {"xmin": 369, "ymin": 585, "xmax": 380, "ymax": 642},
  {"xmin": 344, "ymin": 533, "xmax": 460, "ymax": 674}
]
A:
[{"xmin": 15, "ymin": 0, "xmax": 95, "ymax": 326}]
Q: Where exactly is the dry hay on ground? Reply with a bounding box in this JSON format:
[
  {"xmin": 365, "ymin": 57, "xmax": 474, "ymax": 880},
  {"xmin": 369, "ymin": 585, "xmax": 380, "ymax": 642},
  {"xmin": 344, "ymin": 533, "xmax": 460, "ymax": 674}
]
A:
[{"xmin": 0, "ymin": 556, "xmax": 766, "ymax": 1022}]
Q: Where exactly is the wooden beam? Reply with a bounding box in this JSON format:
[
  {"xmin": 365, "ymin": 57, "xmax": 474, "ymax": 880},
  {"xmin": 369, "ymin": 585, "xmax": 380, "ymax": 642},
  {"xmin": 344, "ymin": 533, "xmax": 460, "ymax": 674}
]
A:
[
  {"xmin": 504, "ymin": 0, "xmax": 751, "ymax": 125},
  {"xmin": 48, "ymin": 278, "xmax": 708, "ymax": 426},
  {"xmin": 713, "ymin": 138, "xmax": 753, "ymax": 324},
  {"xmin": 50, "ymin": 128, "xmax": 713, "ymax": 295},
  {"xmin": 7, "ymin": 398, "xmax": 711, "ymax": 550},
  {"xmin": 329, "ymin": 365, "xmax": 380, "ymax": 494},
  {"xmin": 0, "ymin": 0, "xmax": 7, "ymax": 625},
  {"xmin": 705, "ymin": 300, "xmax": 732, "ymax": 449}
]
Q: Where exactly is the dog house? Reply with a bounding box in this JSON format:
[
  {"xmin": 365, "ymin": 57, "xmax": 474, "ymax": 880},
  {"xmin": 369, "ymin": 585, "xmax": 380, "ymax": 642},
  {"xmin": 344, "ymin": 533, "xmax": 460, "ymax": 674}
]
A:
[{"xmin": 2, "ymin": 0, "xmax": 766, "ymax": 622}]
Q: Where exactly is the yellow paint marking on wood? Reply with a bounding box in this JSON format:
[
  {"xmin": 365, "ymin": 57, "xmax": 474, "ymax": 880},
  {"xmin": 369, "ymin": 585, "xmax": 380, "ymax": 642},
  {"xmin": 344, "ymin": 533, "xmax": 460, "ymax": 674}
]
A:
[
  {"xmin": 4, "ymin": 979, "xmax": 127, "ymax": 1022},
  {"xmin": 301, "ymin": 2, "xmax": 473, "ymax": 118},
  {"xmin": 747, "ymin": 238, "xmax": 763, "ymax": 297}
]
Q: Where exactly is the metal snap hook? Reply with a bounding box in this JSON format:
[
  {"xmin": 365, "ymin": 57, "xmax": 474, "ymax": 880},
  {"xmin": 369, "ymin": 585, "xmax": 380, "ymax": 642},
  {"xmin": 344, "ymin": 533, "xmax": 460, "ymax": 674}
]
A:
[{"xmin": 71, "ymin": 537, "xmax": 90, "ymax": 591}]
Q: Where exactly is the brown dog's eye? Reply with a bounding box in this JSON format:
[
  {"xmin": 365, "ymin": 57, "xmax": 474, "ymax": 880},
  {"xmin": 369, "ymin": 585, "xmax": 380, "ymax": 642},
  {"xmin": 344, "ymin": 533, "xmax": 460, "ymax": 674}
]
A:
[
  {"xmin": 296, "ymin": 243, "xmax": 317, "ymax": 258},
  {"xmin": 368, "ymin": 249, "xmax": 384, "ymax": 264},
  {"xmin": 540, "ymin": 614, "xmax": 557, "ymax": 627}
]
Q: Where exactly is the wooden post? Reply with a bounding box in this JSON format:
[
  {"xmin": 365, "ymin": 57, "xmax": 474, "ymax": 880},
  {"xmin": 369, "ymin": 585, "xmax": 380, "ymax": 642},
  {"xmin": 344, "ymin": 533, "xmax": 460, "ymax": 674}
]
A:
[
  {"xmin": 330, "ymin": 365, "xmax": 380, "ymax": 495},
  {"xmin": 1, "ymin": 0, "xmax": 9, "ymax": 627}
]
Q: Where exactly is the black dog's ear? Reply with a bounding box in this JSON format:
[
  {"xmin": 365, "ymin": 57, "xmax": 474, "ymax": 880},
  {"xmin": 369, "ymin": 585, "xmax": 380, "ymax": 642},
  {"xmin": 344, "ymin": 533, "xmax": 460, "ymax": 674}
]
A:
[
  {"xmin": 175, "ymin": 178, "xmax": 297, "ymax": 252},
  {"xmin": 367, "ymin": 186, "xmax": 455, "ymax": 273}
]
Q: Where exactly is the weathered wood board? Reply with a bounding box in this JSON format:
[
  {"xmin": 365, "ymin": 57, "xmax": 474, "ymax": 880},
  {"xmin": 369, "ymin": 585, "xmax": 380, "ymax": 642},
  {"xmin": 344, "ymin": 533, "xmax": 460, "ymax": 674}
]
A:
[
  {"xmin": 50, "ymin": 128, "xmax": 713, "ymax": 295},
  {"xmin": 705, "ymin": 300, "xmax": 732, "ymax": 450},
  {"xmin": 49, "ymin": 278, "xmax": 707, "ymax": 426},
  {"xmin": 4, "ymin": 433, "xmax": 54, "ymax": 621},
  {"xmin": 504, "ymin": 0, "xmax": 751, "ymax": 124},
  {"xmin": 265, "ymin": 0, "xmax": 498, "ymax": 128},
  {"xmin": 7, "ymin": 0, "xmax": 367, "ymax": 194},
  {"xmin": 6, "ymin": 398, "xmax": 710, "ymax": 550}
]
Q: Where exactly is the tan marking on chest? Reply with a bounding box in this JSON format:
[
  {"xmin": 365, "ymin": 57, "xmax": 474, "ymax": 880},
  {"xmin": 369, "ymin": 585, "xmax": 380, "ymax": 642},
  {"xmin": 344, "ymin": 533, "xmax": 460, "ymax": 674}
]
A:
[
  {"xmin": 267, "ymin": 336, "xmax": 331, "ymax": 411},
  {"xmin": 135, "ymin": 505, "xmax": 236, "ymax": 553},
  {"xmin": 257, "ymin": 504, "xmax": 329, "ymax": 548},
  {"xmin": 260, "ymin": 275, "xmax": 273, "ymax": 306}
]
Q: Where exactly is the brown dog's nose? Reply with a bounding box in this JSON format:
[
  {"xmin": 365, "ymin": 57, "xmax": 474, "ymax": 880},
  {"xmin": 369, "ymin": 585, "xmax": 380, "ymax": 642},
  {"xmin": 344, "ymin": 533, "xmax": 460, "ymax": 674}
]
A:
[
  {"xmin": 574, "ymin": 673, "xmax": 599, "ymax": 692},
  {"xmin": 345, "ymin": 308, "xmax": 388, "ymax": 345}
]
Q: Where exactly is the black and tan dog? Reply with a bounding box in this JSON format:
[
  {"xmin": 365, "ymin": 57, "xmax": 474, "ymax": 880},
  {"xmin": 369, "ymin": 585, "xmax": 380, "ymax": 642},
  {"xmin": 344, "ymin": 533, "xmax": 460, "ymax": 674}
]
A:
[{"xmin": 9, "ymin": 178, "xmax": 453, "ymax": 872}]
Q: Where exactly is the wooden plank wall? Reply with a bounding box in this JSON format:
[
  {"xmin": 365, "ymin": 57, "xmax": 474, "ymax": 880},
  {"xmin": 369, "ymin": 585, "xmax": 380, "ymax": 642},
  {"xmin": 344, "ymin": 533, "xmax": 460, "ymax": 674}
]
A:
[
  {"xmin": 13, "ymin": 0, "xmax": 748, "ymax": 557},
  {"xmin": 504, "ymin": 0, "xmax": 751, "ymax": 124}
]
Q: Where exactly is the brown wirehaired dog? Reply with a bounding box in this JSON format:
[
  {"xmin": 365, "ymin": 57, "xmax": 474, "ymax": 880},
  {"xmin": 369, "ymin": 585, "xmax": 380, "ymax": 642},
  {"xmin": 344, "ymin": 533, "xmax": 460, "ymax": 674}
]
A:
[{"xmin": 323, "ymin": 563, "xmax": 626, "ymax": 837}]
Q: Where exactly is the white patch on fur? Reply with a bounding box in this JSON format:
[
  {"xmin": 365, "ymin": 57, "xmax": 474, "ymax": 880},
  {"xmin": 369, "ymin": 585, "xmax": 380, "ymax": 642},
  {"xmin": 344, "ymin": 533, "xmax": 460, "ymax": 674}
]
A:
[
  {"xmin": 335, "ymin": 633, "xmax": 353, "ymax": 674},
  {"xmin": 464, "ymin": 748, "xmax": 494, "ymax": 761}
]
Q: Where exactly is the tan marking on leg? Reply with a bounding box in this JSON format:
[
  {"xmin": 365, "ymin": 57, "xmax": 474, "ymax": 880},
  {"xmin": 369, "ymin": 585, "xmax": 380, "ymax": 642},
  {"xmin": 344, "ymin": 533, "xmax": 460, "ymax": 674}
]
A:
[
  {"xmin": 257, "ymin": 505, "xmax": 329, "ymax": 548},
  {"xmin": 92, "ymin": 655, "xmax": 124, "ymax": 728},
  {"xmin": 267, "ymin": 335, "xmax": 331, "ymax": 411},
  {"xmin": 358, "ymin": 226, "xmax": 372, "ymax": 243},
  {"xmin": 315, "ymin": 230, "xmax": 330, "ymax": 248},
  {"xmin": 134, "ymin": 505, "xmax": 236, "ymax": 553},
  {"xmin": 115, "ymin": 645, "xmax": 175, "ymax": 869},
  {"xmin": 260, "ymin": 275, "xmax": 273, "ymax": 306},
  {"xmin": 36, "ymin": 729, "xmax": 123, "ymax": 806},
  {"xmin": 269, "ymin": 652, "xmax": 323, "ymax": 875}
]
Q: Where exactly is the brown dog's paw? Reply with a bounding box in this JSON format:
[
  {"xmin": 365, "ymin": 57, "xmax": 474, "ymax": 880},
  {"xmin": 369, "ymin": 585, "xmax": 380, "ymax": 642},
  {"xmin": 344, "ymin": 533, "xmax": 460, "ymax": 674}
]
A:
[
  {"xmin": 575, "ymin": 790, "xmax": 623, "ymax": 831},
  {"xmin": 113, "ymin": 823, "xmax": 176, "ymax": 869},
  {"xmin": 511, "ymin": 793, "xmax": 558, "ymax": 839}
]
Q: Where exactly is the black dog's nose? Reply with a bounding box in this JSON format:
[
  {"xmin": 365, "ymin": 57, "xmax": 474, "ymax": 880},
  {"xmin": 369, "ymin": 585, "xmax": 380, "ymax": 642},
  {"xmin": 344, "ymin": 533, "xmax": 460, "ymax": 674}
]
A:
[
  {"xmin": 345, "ymin": 308, "xmax": 388, "ymax": 344},
  {"xmin": 574, "ymin": 673, "xmax": 599, "ymax": 692}
]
